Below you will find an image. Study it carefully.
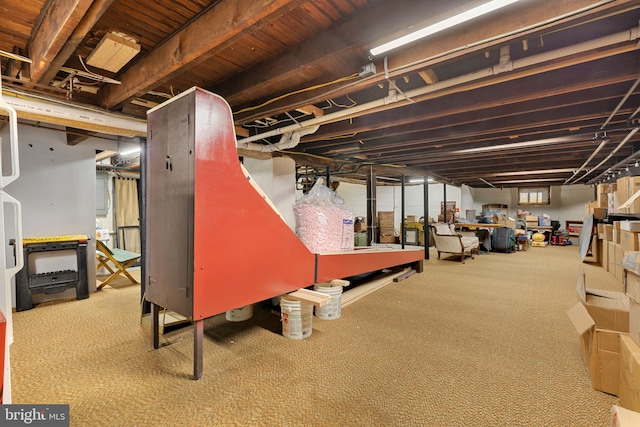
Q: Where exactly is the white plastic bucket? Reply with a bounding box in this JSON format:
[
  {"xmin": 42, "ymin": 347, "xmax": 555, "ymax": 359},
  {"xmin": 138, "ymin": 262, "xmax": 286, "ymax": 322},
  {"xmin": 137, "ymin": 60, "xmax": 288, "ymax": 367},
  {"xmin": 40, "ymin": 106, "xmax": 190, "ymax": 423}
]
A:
[
  {"xmin": 280, "ymin": 297, "xmax": 313, "ymax": 339},
  {"xmin": 313, "ymin": 284, "xmax": 343, "ymax": 320},
  {"xmin": 225, "ymin": 305, "xmax": 253, "ymax": 322}
]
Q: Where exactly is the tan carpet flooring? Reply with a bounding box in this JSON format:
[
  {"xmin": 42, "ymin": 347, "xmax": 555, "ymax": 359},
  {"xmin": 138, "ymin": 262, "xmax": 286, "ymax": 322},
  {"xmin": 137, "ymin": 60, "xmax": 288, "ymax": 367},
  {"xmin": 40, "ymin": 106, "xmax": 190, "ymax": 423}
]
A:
[{"xmin": 10, "ymin": 245, "xmax": 619, "ymax": 426}]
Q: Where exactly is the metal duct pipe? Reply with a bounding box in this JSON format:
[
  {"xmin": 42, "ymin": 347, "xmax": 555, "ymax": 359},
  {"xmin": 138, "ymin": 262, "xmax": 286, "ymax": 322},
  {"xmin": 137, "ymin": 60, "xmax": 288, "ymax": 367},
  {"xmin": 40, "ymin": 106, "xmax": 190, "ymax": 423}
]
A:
[{"xmin": 237, "ymin": 25, "xmax": 640, "ymax": 145}]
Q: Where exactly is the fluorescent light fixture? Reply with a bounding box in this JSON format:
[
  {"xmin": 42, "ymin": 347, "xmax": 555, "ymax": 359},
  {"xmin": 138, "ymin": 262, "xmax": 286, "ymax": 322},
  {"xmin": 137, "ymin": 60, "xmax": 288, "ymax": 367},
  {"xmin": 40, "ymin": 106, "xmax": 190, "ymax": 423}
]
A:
[
  {"xmin": 451, "ymin": 135, "xmax": 586, "ymax": 155},
  {"xmin": 409, "ymin": 177, "xmax": 435, "ymax": 183},
  {"xmin": 119, "ymin": 146, "xmax": 141, "ymax": 156},
  {"xmin": 491, "ymin": 178, "xmax": 565, "ymax": 184},
  {"xmin": 490, "ymin": 168, "xmax": 575, "ymax": 177},
  {"xmin": 370, "ymin": 0, "xmax": 521, "ymax": 56}
]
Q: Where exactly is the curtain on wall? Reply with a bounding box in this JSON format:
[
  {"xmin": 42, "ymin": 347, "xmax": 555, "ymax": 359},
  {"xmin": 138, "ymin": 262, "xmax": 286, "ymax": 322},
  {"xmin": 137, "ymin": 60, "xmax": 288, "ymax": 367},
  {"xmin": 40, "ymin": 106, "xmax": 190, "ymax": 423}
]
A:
[{"xmin": 115, "ymin": 177, "xmax": 140, "ymax": 253}]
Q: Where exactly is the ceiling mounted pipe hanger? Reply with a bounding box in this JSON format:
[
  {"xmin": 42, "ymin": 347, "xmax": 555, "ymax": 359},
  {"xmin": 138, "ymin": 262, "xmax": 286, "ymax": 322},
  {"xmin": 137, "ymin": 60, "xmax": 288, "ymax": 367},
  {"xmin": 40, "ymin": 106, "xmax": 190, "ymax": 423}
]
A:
[{"xmin": 237, "ymin": 24, "xmax": 640, "ymax": 147}]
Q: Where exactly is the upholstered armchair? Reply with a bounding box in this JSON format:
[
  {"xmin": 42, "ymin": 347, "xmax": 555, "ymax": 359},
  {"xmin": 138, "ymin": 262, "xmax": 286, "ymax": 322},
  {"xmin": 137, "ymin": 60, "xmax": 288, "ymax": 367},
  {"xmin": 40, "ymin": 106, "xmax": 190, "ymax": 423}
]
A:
[{"xmin": 430, "ymin": 223, "xmax": 480, "ymax": 263}]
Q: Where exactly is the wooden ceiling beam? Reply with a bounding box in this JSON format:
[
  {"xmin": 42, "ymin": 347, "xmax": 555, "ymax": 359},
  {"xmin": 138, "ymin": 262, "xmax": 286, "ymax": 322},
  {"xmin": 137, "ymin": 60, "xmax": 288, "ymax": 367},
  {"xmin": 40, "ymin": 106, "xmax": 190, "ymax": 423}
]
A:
[
  {"xmin": 66, "ymin": 127, "xmax": 97, "ymax": 146},
  {"xmin": 233, "ymin": 0, "xmax": 639, "ymax": 124},
  {"xmin": 98, "ymin": 0, "xmax": 305, "ymax": 109},
  {"xmin": 304, "ymin": 55, "xmax": 640, "ymax": 143},
  {"xmin": 37, "ymin": 0, "xmax": 115, "ymax": 85},
  {"xmin": 213, "ymin": 0, "xmax": 445, "ymax": 107},
  {"xmin": 28, "ymin": 0, "xmax": 94, "ymax": 82}
]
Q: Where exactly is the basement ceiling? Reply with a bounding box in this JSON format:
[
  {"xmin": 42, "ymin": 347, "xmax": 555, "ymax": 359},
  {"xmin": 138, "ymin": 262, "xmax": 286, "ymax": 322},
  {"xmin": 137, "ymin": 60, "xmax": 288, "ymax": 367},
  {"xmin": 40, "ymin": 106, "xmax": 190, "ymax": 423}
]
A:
[{"xmin": 2, "ymin": 0, "xmax": 640, "ymax": 187}]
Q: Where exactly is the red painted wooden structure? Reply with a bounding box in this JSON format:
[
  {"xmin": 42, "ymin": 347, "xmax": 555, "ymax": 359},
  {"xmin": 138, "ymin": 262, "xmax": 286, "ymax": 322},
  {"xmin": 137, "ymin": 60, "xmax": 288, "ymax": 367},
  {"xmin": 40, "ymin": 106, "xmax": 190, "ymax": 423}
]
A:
[{"xmin": 146, "ymin": 87, "xmax": 424, "ymax": 379}]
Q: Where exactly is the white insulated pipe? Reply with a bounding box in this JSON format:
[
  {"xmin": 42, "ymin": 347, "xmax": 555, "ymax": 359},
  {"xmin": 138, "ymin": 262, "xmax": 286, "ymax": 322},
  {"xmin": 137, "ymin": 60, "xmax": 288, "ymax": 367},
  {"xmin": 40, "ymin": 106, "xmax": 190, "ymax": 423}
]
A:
[
  {"xmin": 0, "ymin": 89, "xmax": 147, "ymax": 137},
  {"xmin": 237, "ymin": 125, "xmax": 319, "ymax": 152},
  {"xmin": 237, "ymin": 25, "xmax": 640, "ymax": 146}
]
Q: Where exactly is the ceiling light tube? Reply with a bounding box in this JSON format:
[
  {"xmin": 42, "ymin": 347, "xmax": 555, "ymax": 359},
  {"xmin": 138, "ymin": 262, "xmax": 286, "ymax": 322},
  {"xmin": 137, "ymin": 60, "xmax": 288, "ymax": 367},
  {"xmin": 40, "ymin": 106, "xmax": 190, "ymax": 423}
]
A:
[
  {"xmin": 370, "ymin": 0, "xmax": 521, "ymax": 56},
  {"xmin": 451, "ymin": 135, "xmax": 586, "ymax": 155},
  {"xmin": 119, "ymin": 147, "xmax": 141, "ymax": 156}
]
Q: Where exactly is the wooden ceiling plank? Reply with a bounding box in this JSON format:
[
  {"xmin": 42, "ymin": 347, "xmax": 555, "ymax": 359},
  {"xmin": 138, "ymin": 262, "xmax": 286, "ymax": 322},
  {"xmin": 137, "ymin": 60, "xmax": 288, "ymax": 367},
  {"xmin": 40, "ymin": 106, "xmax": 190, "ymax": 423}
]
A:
[
  {"xmin": 213, "ymin": 0, "xmax": 426, "ymax": 107},
  {"xmin": 233, "ymin": 0, "xmax": 640, "ymax": 124},
  {"xmin": 381, "ymin": 0, "xmax": 640, "ymax": 84},
  {"xmin": 305, "ymin": 53, "xmax": 640, "ymax": 143},
  {"xmin": 28, "ymin": 0, "xmax": 94, "ymax": 82},
  {"xmin": 37, "ymin": 0, "xmax": 116, "ymax": 85},
  {"xmin": 98, "ymin": 0, "xmax": 306, "ymax": 109}
]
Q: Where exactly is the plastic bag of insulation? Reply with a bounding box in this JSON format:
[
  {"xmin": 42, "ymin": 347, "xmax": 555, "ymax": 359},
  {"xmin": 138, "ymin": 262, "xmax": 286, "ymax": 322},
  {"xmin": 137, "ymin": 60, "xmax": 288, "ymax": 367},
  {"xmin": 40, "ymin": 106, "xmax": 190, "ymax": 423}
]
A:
[{"xmin": 293, "ymin": 178, "xmax": 354, "ymax": 253}]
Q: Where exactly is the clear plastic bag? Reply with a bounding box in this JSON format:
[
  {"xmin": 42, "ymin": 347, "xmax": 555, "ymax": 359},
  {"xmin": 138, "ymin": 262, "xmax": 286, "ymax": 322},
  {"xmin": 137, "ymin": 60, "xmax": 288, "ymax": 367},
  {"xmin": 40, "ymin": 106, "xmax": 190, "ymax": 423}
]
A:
[{"xmin": 293, "ymin": 179, "xmax": 354, "ymax": 253}]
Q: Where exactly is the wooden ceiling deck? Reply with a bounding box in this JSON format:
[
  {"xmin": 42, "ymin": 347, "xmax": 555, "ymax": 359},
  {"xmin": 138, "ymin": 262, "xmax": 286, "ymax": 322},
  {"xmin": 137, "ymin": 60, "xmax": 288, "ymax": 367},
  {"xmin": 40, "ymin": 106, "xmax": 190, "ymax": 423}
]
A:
[{"xmin": 2, "ymin": 0, "xmax": 640, "ymax": 187}]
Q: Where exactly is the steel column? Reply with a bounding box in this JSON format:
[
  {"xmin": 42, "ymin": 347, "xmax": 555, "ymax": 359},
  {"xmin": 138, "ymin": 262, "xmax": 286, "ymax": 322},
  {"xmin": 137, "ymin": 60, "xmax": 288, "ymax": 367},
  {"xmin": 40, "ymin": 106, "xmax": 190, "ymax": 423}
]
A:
[
  {"xmin": 443, "ymin": 183, "xmax": 447, "ymax": 223},
  {"xmin": 401, "ymin": 175, "xmax": 405, "ymax": 249},
  {"xmin": 424, "ymin": 176, "xmax": 429, "ymax": 260},
  {"xmin": 366, "ymin": 167, "xmax": 377, "ymax": 245}
]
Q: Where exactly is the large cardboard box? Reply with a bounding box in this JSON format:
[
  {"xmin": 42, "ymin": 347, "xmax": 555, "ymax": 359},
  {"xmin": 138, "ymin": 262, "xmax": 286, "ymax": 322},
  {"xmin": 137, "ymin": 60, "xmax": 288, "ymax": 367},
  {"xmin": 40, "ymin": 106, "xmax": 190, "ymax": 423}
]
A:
[
  {"xmin": 568, "ymin": 271, "xmax": 630, "ymax": 396},
  {"xmin": 611, "ymin": 405, "xmax": 640, "ymax": 426},
  {"xmin": 577, "ymin": 271, "xmax": 629, "ymax": 333},
  {"xmin": 585, "ymin": 201, "xmax": 607, "ymax": 220},
  {"xmin": 609, "ymin": 241, "xmax": 618, "ymax": 275},
  {"xmin": 603, "ymin": 241, "xmax": 610, "ymax": 270},
  {"xmin": 605, "ymin": 224, "xmax": 614, "ymax": 242},
  {"xmin": 614, "ymin": 221, "xmax": 622, "ymax": 243},
  {"xmin": 621, "ymin": 221, "xmax": 640, "ymax": 232},
  {"xmin": 621, "ymin": 230, "xmax": 640, "ymax": 252},
  {"xmin": 598, "ymin": 184, "xmax": 614, "ymax": 209},
  {"xmin": 568, "ymin": 302, "xmax": 625, "ymax": 396},
  {"xmin": 620, "ymin": 335, "xmax": 640, "ymax": 412},
  {"xmin": 630, "ymin": 298, "xmax": 640, "ymax": 347},
  {"xmin": 615, "ymin": 243, "xmax": 625, "ymax": 283},
  {"xmin": 625, "ymin": 269, "xmax": 640, "ymax": 303},
  {"xmin": 616, "ymin": 177, "xmax": 640, "ymax": 214}
]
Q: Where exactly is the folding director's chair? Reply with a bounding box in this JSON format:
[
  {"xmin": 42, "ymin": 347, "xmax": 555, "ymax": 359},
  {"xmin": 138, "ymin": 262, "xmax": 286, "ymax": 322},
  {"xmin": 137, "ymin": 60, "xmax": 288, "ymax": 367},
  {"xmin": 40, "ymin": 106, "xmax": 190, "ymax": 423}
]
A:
[{"xmin": 96, "ymin": 240, "xmax": 141, "ymax": 289}]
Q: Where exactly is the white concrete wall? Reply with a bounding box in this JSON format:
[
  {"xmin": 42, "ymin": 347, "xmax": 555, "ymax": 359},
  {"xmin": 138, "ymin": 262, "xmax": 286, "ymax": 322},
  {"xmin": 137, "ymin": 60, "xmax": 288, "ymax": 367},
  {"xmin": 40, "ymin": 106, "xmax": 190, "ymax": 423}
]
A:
[
  {"xmin": 243, "ymin": 156, "xmax": 297, "ymax": 230},
  {"xmin": 470, "ymin": 184, "xmax": 594, "ymax": 229},
  {"xmin": 2, "ymin": 124, "xmax": 120, "ymax": 306},
  {"xmin": 336, "ymin": 180, "xmax": 594, "ymax": 234},
  {"xmin": 336, "ymin": 181, "xmax": 463, "ymax": 233}
]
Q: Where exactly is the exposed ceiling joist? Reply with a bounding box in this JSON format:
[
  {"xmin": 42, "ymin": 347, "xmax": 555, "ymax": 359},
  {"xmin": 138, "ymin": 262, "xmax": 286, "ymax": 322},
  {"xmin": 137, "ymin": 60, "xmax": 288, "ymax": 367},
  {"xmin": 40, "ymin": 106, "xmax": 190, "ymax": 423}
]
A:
[
  {"xmin": 28, "ymin": 0, "xmax": 94, "ymax": 82},
  {"xmin": 98, "ymin": 0, "xmax": 307, "ymax": 109},
  {"xmin": 36, "ymin": 0, "xmax": 116, "ymax": 85}
]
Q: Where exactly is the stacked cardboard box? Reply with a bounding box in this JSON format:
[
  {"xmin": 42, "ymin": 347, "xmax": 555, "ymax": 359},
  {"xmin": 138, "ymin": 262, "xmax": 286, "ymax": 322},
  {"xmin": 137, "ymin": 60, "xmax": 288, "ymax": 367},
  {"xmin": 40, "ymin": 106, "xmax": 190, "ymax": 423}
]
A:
[
  {"xmin": 377, "ymin": 211, "xmax": 395, "ymax": 243},
  {"xmin": 621, "ymin": 265, "xmax": 640, "ymax": 412},
  {"xmin": 597, "ymin": 184, "xmax": 614, "ymax": 208},
  {"xmin": 620, "ymin": 221, "xmax": 640, "ymax": 252},
  {"xmin": 525, "ymin": 215, "xmax": 539, "ymax": 228},
  {"xmin": 585, "ymin": 201, "xmax": 607, "ymax": 220},
  {"xmin": 568, "ymin": 270, "xmax": 629, "ymax": 396},
  {"xmin": 616, "ymin": 177, "xmax": 640, "ymax": 214}
]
